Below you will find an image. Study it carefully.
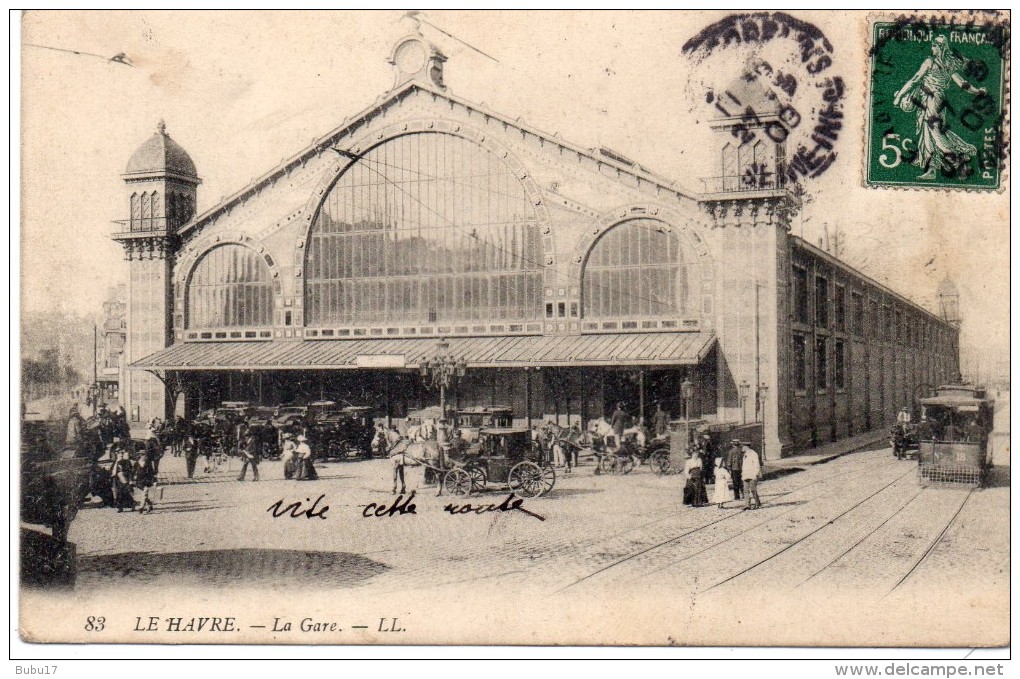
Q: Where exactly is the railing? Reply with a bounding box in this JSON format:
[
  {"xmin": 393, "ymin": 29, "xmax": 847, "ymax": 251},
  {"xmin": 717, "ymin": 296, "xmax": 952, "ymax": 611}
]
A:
[{"xmin": 700, "ymin": 172, "xmax": 788, "ymax": 194}]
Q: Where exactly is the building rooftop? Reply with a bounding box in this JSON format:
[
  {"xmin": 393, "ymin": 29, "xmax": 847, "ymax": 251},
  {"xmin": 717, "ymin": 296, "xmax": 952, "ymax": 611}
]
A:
[{"xmin": 124, "ymin": 120, "xmax": 198, "ymax": 180}]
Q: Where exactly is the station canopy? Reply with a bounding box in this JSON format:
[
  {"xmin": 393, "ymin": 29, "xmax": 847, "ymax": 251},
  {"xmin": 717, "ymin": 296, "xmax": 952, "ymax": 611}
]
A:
[{"xmin": 132, "ymin": 332, "xmax": 715, "ymax": 371}]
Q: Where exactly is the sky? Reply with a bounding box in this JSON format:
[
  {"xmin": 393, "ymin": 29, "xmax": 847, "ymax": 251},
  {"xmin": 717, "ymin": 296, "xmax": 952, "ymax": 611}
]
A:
[{"xmin": 18, "ymin": 10, "xmax": 1009, "ymax": 357}]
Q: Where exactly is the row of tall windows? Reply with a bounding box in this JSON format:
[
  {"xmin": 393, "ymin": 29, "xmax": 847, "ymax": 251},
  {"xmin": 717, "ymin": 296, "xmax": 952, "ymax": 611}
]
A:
[
  {"xmin": 793, "ymin": 264, "xmax": 952, "ymax": 356},
  {"xmin": 129, "ymin": 191, "xmax": 195, "ymax": 231},
  {"xmin": 793, "ymin": 334, "xmax": 847, "ymax": 393}
]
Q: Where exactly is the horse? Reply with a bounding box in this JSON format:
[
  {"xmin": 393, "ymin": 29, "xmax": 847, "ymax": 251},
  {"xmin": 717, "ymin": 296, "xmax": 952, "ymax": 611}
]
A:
[
  {"xmin": 587, "ymin": 417, "xmax": 647, "ymax": 450},
  {"xmin": 379, "ymin": 428, "xmax": 444, "ymax": 496}
]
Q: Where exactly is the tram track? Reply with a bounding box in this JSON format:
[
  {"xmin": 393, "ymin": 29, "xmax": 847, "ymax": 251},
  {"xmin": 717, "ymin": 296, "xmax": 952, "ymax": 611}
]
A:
[
  {"xmin": 559, "ymin": 454, "xmax": 904, "ymax": 592},
  {"xmin": 570, "ymin": 455, "xmax": 903, "ymax": 553},
  {"xmin": 700, "ymin": 464, "xmax": 919, "ymax": 594},
  {"xmin": 883, "ymin": 487, "xmax": 974, "ymax": 597},
  {"xmin": 795, "ymin": 487, "xmax": 926, "ymax": 587}
]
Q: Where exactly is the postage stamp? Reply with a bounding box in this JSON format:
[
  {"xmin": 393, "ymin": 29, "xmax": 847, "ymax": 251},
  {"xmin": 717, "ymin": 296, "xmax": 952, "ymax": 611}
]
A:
[{"xmin": 865, "ymin": 16, "xmax": 1009, "ymax": 190}]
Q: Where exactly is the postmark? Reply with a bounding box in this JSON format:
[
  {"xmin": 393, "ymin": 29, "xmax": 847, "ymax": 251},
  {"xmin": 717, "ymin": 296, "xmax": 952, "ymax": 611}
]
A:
[
  {"xmin": 865, "ymin": 15, "xmax": 1009, "ymax": 190},
  {"xmin": 682, "ymin": 11, "xmax": 848, "ymax": 186}
]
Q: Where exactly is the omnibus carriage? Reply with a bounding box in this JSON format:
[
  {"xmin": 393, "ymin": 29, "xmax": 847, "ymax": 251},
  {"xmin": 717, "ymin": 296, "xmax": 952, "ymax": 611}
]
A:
[{"xmin": 917, "ymin": 385, "xmax": 994, "ymax": 486}]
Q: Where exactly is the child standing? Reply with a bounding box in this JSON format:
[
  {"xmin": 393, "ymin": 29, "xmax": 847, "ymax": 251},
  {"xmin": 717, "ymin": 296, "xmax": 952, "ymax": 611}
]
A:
[{"xmin": 712, "ymin": 457, "xmax": 734, "ymax": 508}]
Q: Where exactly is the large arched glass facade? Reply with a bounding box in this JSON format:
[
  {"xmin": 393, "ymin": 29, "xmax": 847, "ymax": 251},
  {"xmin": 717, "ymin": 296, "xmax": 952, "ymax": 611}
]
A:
[
  {"xmin": 186, "ymin": 244, "xmax": 274, "ymax": 329},
  {"xmin": 304, "ymin": 133, "xmax": 543, "ymax": 326},
  {"xmin": 582, "ymin": 218, "xmax": 688, "ymax": 318}
]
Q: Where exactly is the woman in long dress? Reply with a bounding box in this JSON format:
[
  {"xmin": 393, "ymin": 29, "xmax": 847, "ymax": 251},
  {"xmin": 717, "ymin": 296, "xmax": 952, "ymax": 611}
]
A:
[
  {"xmin": 893, "ymin": 35, "xmax": 987, "ymax": 180},
  {"xmin": 111, "ymin": 449, "xmax": 135, "ymax": 512},
  {"xmin": 295, "ymin": 435, "xmax": 318, "ymax": 481},
  {"xmin": 280, "ymin": 433, "xmax": 297, "ymax": 479},
  {"xmin": 711, "ymin": 457, "xmax": 735, "ymax": 509},
  {"xmin": 682, "ymin": 451, "xmax": 708, "ymax": 507}
]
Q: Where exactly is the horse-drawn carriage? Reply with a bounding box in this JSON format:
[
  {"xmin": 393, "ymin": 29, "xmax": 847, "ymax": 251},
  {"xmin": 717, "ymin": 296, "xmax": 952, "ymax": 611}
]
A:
[
  {"xmin": 244, "ymin": 406, "xmax": 280, "ymax": 459},
  {"xmin": 916, "ymin": 385, "xmax": 995, "ymax": 486},
  {"xmin": 454, "ymin": 406, "xmax": 512, "ymax": 443},
  {"xmin": 307, "ymin": 405, "xmax": 376, "ymax": 460},
  {"xmin": 442, "ymin": 427, "xmax": 555, "ymax": 498},
  {"xmin": 21, "ymin": 414, "xmax": 92, "ymax": 544}
]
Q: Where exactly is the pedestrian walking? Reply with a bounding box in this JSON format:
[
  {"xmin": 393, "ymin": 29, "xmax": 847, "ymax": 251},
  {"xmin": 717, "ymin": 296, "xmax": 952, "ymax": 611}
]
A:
[
  {"xmin": 280, "ymin": 433, "xmax": 298, "ymax": 479},
  {"xmin": 145, "ymin": 427, "xmax": 164, "ymax": 476},
  {"xmin": 134, "ymin": 452, "xmax": 157, "ymax": 514},
  {"xmin": 237, "ymin": 432, "xmax": 261, "ymax": 481},
  {"xmin": 295, "ymin": 434, "xmax": 317, "ymax": 481},
  {"xmin": 64, "ymin": 405, "xmax": 85, "ymax": 459},
  {"xmin": 111, "ymin": 449, "xmax": 136, "ymax": 512},
  {"xmin": 711, "ymin": 457, "xmax": 734, "ymax": 508},
  {"xmin": 183, "ymin": 435, "xmax": 200, "ymax": 479},
  {"xmin": 741, "ymin": 442, "xmax": 762, "ymax": 510},
  {"xmin": 726, "ymin": 439, "xmax": 743, "ymax": 500}
]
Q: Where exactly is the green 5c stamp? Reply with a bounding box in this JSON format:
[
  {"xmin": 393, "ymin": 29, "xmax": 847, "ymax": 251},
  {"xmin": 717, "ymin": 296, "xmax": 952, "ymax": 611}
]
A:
[{"xmin": 866, "ymin": 17, "xmax": 1008, "ymax": 190}]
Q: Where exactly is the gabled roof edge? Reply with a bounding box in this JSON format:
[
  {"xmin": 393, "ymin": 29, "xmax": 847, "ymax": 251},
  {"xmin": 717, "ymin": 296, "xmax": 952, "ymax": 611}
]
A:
[{"xmin": 179, "ymin": 80, "xmax": 699, "ymax": 237}]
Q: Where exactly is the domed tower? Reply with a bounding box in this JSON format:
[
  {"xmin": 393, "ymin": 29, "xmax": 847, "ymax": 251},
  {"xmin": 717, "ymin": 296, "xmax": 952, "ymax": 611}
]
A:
[
  {"xmin": 936, "ymin": 276, "xmax": 961, "ymax": 328},
  {"xmin": 112, "ymin": 120, "xmax": 200, "ymax": 424}
]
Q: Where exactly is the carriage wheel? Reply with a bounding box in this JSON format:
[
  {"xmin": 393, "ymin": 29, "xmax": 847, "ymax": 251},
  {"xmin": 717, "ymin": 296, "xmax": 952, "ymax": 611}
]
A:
[
  {"xmin": 465, "ymin": 465, "xmax": 487, "ymax": 492},
  {"xmin": 335, "ymin": 444, "xmax": 349, "ymax": 461},
  {"xmin": 443, "ymin": 468, "xmax": 472, "ymax": 496},
  {"xmin": 509, "ymin": 461, "xmax": 554, "ymax": 498},
  {"xmin": 650, "ymin": 451, "xmax": 671, "ymax": 476},
  {"xmin": 535, "ymin": 464, "xmax": 556, "ymax": 496},
  {"xmin": 617, "ymin": 455, "xmax": 635, "ymax": 475}
]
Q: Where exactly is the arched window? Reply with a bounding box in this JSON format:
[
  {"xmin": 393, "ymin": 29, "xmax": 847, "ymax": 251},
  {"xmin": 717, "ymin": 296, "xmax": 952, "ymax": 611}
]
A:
[
  {"xmin": 130, "ymin": 193, "xmax": 141, "ymax": 230},
  {"xmin": 166, "ymin": 193, "xmax": 178, "ymax": 229},
  {"xmin": 186, "ymin": 244, "xmax": 273, "ymax": 329},
  {"xmin": 304, "ymin": 132, "xmax": 542, "ymax": 326},
  {"xmin": 140, "ymin": 191, "xmax": 150, "ymax": 230},
  {"xmin": 581, "ymin": 218, "xmax": 688, "ymax": 318},
  {"xmin": 150, "ymin": 192, "xmax": 160, "ymax": 228}
]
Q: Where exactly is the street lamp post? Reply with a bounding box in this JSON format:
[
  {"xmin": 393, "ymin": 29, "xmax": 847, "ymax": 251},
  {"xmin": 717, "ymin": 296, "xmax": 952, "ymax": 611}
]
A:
[
  {"xmin": 681, "ymin": 378, "xmax": 693, "ymax": 453},
  {"xmin": 758, "ymin": 382, "xmax": 769, "ymax": 461},
  {"xmin": 419, "ymin": 340, "xmax": 467, "ymax": 422},
  {"xmin": 738, "ymin": 380, "xmax": 750, "ymax": 425},
  {"xmin": 419, "ymin": 341, "xmax": 467, "ymax": 476}
]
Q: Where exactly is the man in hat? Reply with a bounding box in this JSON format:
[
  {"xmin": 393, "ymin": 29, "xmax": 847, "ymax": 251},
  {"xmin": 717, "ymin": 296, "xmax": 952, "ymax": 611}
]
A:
[
  {"xmin": 741, "ymin": 441, "xmax": 763, "ymax": 510},
  {"xmin": 652, "ymin": 403, "xmax": 669, "ymax": 438},
  {"xmin": 64, "ymin": 404, "xmax": 85, "ymax": 459},
  {"xmin": 237, "ymin": 432, "xmax": 261, "ymax": 482},
  {"xmin": 610, "ymin": 402, "xmax": 629, "ymax": 450},
  {"xmin": 726, "ymin": 439, "xmax": 744, "ymax": 501}
]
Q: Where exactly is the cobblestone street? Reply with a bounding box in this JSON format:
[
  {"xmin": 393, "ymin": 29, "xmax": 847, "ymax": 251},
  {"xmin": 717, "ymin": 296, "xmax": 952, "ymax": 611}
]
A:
[{"xmin": 41, "ymin": 439, "xmax": 1007, "ymax": 645}]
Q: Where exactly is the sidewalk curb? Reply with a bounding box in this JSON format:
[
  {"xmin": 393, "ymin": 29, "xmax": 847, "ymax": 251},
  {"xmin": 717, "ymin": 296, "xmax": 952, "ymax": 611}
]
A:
[{"xmin": 761, "ymin": 432, "xmax": 889, "ymax": 481}]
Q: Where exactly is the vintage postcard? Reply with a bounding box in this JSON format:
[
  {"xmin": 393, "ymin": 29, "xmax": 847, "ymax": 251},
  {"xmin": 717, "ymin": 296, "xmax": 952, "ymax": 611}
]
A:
[{"xmin": 16, "ymin": 10, "xmax": 1010, "ymax": 649}]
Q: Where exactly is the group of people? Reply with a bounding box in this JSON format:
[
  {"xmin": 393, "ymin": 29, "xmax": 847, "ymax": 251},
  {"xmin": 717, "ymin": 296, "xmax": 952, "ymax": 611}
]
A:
[
  {"xmin": 279, "ymin": 432, "xmax": 317, "ymax": 481},
  {"xmin": 682, "ymin": 438, "xmax": 763, "ymax": 511},
  {"xmin": 896, "ymin": 406, "xmax": 988, "ymax": 444},
  {"xmin": 109, "ymin": 446, "xmax": 157, "ymax": 513}
]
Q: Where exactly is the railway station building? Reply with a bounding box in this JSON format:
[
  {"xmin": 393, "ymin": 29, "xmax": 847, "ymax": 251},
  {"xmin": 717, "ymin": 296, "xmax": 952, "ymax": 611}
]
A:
[{"xmin": 116, "ymin": 32, "xmax": 960, "ymax": 456}]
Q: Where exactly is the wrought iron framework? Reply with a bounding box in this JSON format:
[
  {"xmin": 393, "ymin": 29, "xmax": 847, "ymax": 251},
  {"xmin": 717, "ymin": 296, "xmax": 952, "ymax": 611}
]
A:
[
  {"xmin": 304, "ymin": 132, "xmax": 544, "ymax": 326},
  {"xmin": 186, "ymin": 244, "xmax": 274, "ymax": 329},
  {"xmin": 581, "ymin": 218, "xmax": 688, "ymax": 318}
]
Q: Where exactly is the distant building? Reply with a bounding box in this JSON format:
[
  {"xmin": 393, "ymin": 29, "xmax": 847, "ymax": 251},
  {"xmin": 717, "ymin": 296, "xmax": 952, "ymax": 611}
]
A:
[
  {"xmin": 114, "ymin": 31, "xmax": 960, "ymax": 455},
  {"xmin": 96, "ymin": 285, "xmax": 127, "ymax": 404}
]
